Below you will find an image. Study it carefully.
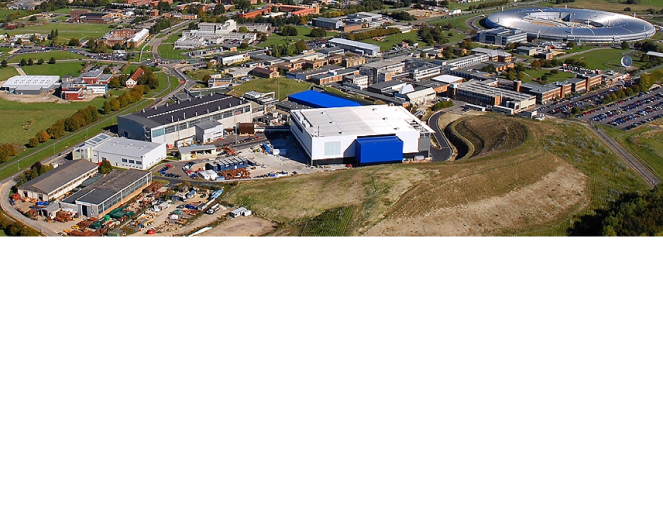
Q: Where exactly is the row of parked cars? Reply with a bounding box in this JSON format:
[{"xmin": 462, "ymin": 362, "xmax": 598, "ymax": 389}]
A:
[{"xmin": 157, "ymin": 163, "xmax": 178, "ymax": 178}]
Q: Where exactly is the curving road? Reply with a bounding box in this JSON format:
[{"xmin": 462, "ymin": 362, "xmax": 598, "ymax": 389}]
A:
[{"xmin": 428, "ymin": 110, "xmax": 454, "ymax": 162}]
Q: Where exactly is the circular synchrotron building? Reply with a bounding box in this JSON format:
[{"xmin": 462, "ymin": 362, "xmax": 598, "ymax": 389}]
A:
[{"xmin": 485, "ymin": 8, "xmax": 656, "ymax": 43}]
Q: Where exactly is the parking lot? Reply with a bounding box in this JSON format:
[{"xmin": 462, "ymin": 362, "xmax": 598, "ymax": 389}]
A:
[
  {"xmin": 539, "ymin": 82, "xmax": 633, "ymax": 118},
  {"xmin": 582, "ymin": 91, "xmax": 663, "ymax": 130}
]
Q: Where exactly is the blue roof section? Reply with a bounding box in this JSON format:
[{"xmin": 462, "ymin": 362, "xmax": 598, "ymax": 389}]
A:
[{"xmin": 289, "ymin": 90, "xmax": 361, "ymax": 109}]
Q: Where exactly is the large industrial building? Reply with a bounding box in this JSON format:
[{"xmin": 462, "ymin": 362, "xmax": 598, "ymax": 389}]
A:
[
  {"xmin": 17, "ymin": 160, "xmax": 99, "ymax": 202},
  {"xmin": 60, "ymin": 169, "xmax": 151, "ymax": 218},
  {"xmin": 72, "ymin": 134, "xmax": 166, "ymax": 170},
  {"xmin": 328, "ymin": 38, "xmax": 381, "ymax": 57},
  {"xmin": 289, "ymin": 105, "xmax": 434, "ymax": 166},
  {"xmin": 1, "ymin": 75, "xmax": 61, "ymax": 95},
  {"xmin": 117, "ymin": 94, "xmax": 252, "ymax": 146},
  {"xmin": 485, "ymin": 8, "xmax": 656, "ymax": 43}
]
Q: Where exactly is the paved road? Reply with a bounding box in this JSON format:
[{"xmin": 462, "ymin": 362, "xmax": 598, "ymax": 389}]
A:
[{"xmin": 427, "ymin": 110, "xmax": 453, "ymax": 162}]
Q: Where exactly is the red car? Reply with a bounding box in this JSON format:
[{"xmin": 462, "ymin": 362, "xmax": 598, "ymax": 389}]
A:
[{"xmin": 147, "ymin": 229, "xmax": 156, "ymax": 235}]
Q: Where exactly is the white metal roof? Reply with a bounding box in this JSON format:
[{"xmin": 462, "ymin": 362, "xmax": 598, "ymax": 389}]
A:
[
  {"xmin": 95, "ymin": 137, "xmax": 165, "ymax": 157},
  {"xmin": 432, "ymin": 74, "xmax": 464, "ymax": 84},
  {"xmin": 3, "ymin": 75, "xmax": 60, "ymax": 88},
  {"xmin": 291, "ymin": 105, "xmax": 434, "ymax": 138}
]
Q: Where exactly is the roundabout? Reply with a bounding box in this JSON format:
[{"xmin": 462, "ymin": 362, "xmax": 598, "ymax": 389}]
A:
[{"xmin": 485, "ymin": 8, "xmax": 656, "ymax": 43}]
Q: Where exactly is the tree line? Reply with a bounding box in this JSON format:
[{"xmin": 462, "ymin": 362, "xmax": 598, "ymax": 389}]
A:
[
  {"xmin": 570, "ymin": 186, "xmax": 663, "ymax": 236},
  {"xmin": 0, "ymin": 211, "xmax": 39, "ymax": 237},
  {"xmin": 346, "ymin": 27, "xmax": 401, "ymax": 42}
]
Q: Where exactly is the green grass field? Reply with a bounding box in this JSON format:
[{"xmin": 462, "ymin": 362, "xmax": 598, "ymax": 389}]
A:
[
  {"xmin": 8, "ymin": 50, "xmax": 80, "ymax": 63},
  {"xmin": 258, "ymin": 25, "xmax": 308, "ymax": 48},
  {"xmin": 21, "ymin": 61, "xmax": 85, "ymax": 77},
  {"xmin": 604, "ymin": 123, "xmax": 663, "ymax": 181},
  {"xmin": 301, "ymin": 206, "xmax": 354, "ymax": 236},
  {"xmin": 0, "ymin": 96, "xmax": 105, "ymax": 147},
  {"xmin": 0, "ymin": 66, "xmax": 19, "ymax": 80},
  {"xmin": 4, "ymin": 22, "xmax": 111, "ymax": 45},
  {"xmin": 562, "ymin": 0, "xmax": 663, "ymax": 13},
  {"xmin": 230, "ymin": 77, "xmax": 311, "ymax": 101},
  {"xmin": 564, "ymin": 48, "xmax": 639, "ymax": 71},
  {"xmin": 157, "ymin": 43, "xmax": 189, "ymax": 60}
]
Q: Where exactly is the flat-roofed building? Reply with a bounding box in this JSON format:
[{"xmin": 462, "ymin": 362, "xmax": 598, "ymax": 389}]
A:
[
  {"xmin": 450, "ymin": 80, "xmax": 536, "ymax": 112},
  {"xmin": 17, "ymin": 160, "xmax": 99, "ymax": 202},
  {"xmin": 520, "ymin": 82, "xmax": 562, "ymax": 104},
  {"xmin": 72, "ymin": 134, "xmax": 165, "ymax": 170},
  {"xmin": 289, "ymin": 104, "xmax": 433, "ymax": 166},
  {"xmin": 328, "ymin": 38, "xmax": 381, "ymax": 57}
]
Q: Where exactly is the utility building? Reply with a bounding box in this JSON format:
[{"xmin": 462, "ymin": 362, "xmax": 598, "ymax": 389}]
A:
[{"xmin": 289, "ymin": 105, "xmax": 433, "ymax": 166}]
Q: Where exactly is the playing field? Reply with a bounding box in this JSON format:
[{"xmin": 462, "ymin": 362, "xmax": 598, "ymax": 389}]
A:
[{"xmin": 3, "ymin": 22, "xmax": 111, "ymax": 45}]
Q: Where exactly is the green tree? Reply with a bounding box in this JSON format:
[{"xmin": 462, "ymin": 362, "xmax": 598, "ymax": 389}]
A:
[
  {"xmin": 68, "ymin": 38, "xmax": 80, "ymax": 47},
  {"xmin": 27, "ymin": 137, "xmax": 39, "ymax": 148},
  {"xmin": 0, "ymin": 59, "xmax": 6, "ymax": 68},
  {"xmin": 295, "ymin": 39, "xmax": 308, "ymax": 53},
  {"xmin": 27, "ymin": 58, "xmax": 34, "ymax": 66},
  {"xmin": 0, "ymin": 143, "xmax": 18, "ymax": 163},
  {"xmin": 622, "ymin": 41, "xmax": 630, "ymax": 50},
  {"xmin": 20, "ymin": 58, "xmax": 27, "ymax": 67},
  {"xmin": 37, "ymin": 58, "xmax": 44, "ymax": 65},
  {"xmin": 36, "ymin": 130, "xmax": 50, "ymax": 143},
  {"xmin": 48, "ymin": 57, "xmax": 56, "ymax": 64},
  {"xmin": 280, "ymin": 25, "xmax": 298, "ymax": 37},
  {"xmin": 99, "ymin": 159, "xmax": 113, "ymax": 174}
]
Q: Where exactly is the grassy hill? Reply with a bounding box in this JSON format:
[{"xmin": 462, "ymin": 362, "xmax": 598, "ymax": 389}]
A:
[{"xmin": 221, "ymin": 116, "xmax": 649, "ymax": 236}]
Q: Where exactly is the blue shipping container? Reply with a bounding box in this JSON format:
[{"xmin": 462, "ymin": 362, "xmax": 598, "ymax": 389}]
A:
[{"xmin": 355, "ymin": 136, "xmax": 403, "ymax": 165}]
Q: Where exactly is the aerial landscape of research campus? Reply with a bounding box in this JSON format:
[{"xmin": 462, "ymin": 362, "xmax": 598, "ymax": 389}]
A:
[{"xmin": 1, "ymin": 0, "xmax": 663, "ymax": 236}]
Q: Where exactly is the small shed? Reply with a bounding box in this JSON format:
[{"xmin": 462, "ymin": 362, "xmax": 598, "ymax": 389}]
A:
[{"xmin": 230, "ymin": 207, "xmax": 252, "ymax": 218}]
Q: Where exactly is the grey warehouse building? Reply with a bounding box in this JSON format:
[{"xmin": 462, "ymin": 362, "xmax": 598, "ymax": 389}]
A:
[
  {"xmin": 60, "ymin": 169, "xmax": 151, "ymax": 218},
  {"xmin": 17, "ymin": 160, "xmax": 99, "ymax": 202},
  {"xmin": 1, "ymin": 75, "xmax": 61, "ymax": 95},
  {"xmin": 117, "ymin": 94, "xmax": 252, "ymax": 146}
]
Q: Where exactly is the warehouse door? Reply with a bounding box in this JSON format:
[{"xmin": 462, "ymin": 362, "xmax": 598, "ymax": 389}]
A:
[{"xmin": 82, "ymin": 205, "xmax": 90, "ymax": 217}]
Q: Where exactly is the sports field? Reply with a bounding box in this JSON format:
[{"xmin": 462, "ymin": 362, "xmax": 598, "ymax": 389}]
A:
[
  {"xmin": 3, "ymin": 22, "xmax": 110, "ymax": 45},
  {"xmin": 258, "ymin": 25, "xmax": 308, "ymax": 48}
]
